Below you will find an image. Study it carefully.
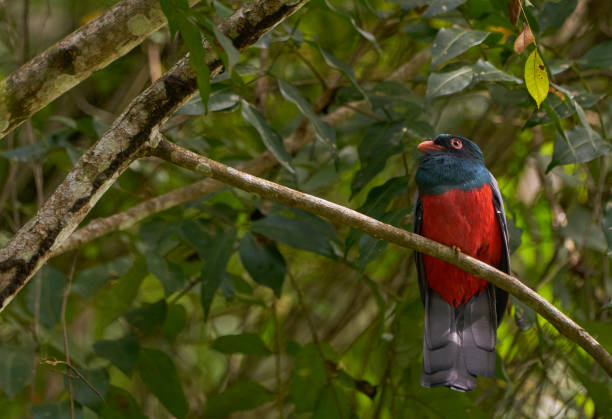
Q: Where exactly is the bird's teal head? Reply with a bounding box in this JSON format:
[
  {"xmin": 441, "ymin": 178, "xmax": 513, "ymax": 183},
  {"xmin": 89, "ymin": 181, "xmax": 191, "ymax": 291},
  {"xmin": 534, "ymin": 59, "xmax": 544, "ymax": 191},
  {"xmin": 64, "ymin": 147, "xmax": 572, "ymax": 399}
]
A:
[{"xmin": 415, "ymin": 134, "xmax": 490, "ymax": 195}]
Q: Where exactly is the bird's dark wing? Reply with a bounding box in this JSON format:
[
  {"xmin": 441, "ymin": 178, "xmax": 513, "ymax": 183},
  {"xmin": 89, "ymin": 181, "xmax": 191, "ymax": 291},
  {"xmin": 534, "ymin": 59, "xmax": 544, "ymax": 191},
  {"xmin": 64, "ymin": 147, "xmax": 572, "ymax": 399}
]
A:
[
  {"xmin": 414, "ymin": 196, "xmax": 427, "ymax": 306},
  {"xmin": 489, "ymin": 173, "xmax": 511, "ymax": 324}
]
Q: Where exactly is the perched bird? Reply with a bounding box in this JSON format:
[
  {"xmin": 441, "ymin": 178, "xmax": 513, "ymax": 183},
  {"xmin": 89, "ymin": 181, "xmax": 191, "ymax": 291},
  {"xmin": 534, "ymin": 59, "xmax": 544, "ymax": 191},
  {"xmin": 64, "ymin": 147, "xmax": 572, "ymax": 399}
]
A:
[{"xmin": 414, "ymin": 134, "xmax": 510, "ymax": 392}]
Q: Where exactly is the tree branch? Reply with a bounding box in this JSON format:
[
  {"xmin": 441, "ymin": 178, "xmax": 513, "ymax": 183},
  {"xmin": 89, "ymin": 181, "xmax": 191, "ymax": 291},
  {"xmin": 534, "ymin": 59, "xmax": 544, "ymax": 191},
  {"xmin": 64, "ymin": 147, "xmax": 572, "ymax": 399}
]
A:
[
  {"xmin": 0, "ymin": 0, "xmax": 310, "ymax": 311},
  {"xmin": 0, "ymin": 0, "xmax": 200, "ymax": 139},
  {"xmin": 151, "ymin": 137, "xmax": 612, "ymax": 377}
]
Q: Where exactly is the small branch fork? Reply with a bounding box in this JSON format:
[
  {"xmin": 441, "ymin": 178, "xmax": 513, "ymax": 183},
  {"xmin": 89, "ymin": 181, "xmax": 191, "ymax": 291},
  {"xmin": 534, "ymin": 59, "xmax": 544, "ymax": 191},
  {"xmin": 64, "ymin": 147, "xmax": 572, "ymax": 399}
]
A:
[{"xmin": 149, "ymin": 137, "xmax": 612, "ymax": 377}]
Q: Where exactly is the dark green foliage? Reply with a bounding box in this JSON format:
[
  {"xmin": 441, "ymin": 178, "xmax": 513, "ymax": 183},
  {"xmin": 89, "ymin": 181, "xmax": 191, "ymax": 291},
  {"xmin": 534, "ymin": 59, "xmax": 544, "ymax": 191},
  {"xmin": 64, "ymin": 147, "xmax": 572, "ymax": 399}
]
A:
[
  {"xmin": 137, "ymin": 349, "xmax": 188, "ymax": 418},
  {"xmin": 0, "ymin": 0, "xmax": 610, "ymax": 417}
]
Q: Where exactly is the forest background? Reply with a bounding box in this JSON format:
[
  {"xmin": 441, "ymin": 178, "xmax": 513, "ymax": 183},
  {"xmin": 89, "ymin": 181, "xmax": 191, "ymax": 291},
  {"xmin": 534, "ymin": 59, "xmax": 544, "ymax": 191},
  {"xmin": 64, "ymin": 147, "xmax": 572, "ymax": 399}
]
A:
[{"xmin": 0, "ymin": 0, "xmax": 610, "ymax": 417}]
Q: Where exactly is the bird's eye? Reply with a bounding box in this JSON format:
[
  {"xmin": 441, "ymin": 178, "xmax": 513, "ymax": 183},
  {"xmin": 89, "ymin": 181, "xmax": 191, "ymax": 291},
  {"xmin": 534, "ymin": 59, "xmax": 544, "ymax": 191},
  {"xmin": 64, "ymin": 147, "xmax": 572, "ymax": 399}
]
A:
[{"xmin": 450, "ymin": 138, "xmax": 463, "ymax": 149}]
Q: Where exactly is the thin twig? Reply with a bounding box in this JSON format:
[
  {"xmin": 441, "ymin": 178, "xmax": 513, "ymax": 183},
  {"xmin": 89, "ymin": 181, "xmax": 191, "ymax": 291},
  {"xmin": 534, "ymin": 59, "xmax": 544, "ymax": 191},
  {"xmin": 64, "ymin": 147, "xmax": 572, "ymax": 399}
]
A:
[
  {"xmin": 43, "ymin": 359, "xmax": 104, "ymax": 401},
  {"xmin": 61, "ymin": 254, "xmax": 78, "ymax": 419}
]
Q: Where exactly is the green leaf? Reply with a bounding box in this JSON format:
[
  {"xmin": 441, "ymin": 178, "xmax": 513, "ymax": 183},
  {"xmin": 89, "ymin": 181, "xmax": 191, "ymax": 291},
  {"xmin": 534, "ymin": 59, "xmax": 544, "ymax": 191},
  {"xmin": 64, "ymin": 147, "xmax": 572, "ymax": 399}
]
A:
[
  {"xmin": 180, "ymin": 219, "xmax": 212, "ymax": 258},
  {"xmin": 26, "ymin": 267, "xmax": 66, "ymax": 329},
  {"xmin": 0, "ymin": 344, "xmax": 35, "ymax": 397},
  {"xmin": 524, "ymin": 49, "xmax": 549, "ymax": 109},
  {"xmin": 94, "ymin": 334, "xmax": 140, "ymax": 376},
  {"xmin": 201, "ymin": 227, "xmax": 236, "ymax": 319},
  {"xmin": 423, "ymin": 0, "xmax": 467, "ymax": 17},
  {"xmin": 426, "ymin": 65, "xmax": 474, "ymax": 99},
  {"xmin": 178, "ymin": 17, "xmax": 211, "ymax": 113},
  {"xmin": 70, "ymin": 368, "xmax": 108, "ymax": 408},
  {"xmin": 473, "ymin": 59, "xmax": 521, "ymax": 83},
  {"xmin": 94, "ymin": 258, "xmax": 146, "ymax": 331},
  {"xmin": 291, "ymin": 344, "xmax": 327, "ymax": 413},
  {"xmin": 125, "ymin": 299, "xmax": 167, "ymax": 334},
  {"xmin": 278, "ymin": 79, "xmax": 336, "ymax": 151},
  {"xmin": 212, "ymin": 26, "xmax": 240, "ymax": 71},
  {"xmin": 251, "ymin": 215, "xmax": 337, "ymax": 259},
  {"xmin": 0, "ymin": 133, "xmax": 68, "ymax": 162},
  {"xmin": 538, "ymin": 0, "xmax": 577, "ymax": 33},
  {"xmin": 578, "ymin": 40, "xmax": 612, "ymax": 69},
  {"xmin": 137, "ymin": 349, "xmax": 188, "ymax": 418},
  {"xmin": 351, "ymin": 122, "xmax": 407, "ymax": 197},
  {"xmin": 311, "ymin": 42, "xmax": 370, "ymax": 104},
  {"xmin": 203, "ymin": 381, "xmax": 275, "ymax": 418},
  {"xmin": 145, "ymin": 249, "xmax": 185, "ymax": 295},
  {"xmin": 313, "ymin": 384, "xmax": 351, "ymax": 419},
  {"xmin": 357, "ymin": 208, "xmax": 411, "ymax": 270},
  {"xmin": 32, "ymin": 402, "xmax": 82, "ymax": 419},
  {"xmin": 240, "ymin": 100, "xmax": 295, "ymax": 174},
  {"xmin": 547, "ymin": 126, "xmax": 612, "ymax": 172},
  {"xmin": 72, "ymin": 257, "xmax": 132, "ymax": 298},
  {"xmin": 99, "ymin": 385, "xmax": 146, "ymax": 419},
  {"xmin": 163, "ymin": 304, "xmax": 187, "ymax": 341},
  {"xmin": 239, "ymin": 232, "xmax": 286, "ymax": 296},
  {"xmin": 321, "ymin": 0, "xmax": 381, "ymax": 53},
  {"xmin": 212, "ymin": 333, "xmax": 272, "ymax": 356},
  {"xmin": 604, "ymin": 201, "xmax": 612, "ymax": 252},
  {"xmin": 431, "ymin": 28, "xmax": 489, "ymax": 68},
  {"xmin": 176, "ymin": 90, "xmax": 240, "ymax": 115}
]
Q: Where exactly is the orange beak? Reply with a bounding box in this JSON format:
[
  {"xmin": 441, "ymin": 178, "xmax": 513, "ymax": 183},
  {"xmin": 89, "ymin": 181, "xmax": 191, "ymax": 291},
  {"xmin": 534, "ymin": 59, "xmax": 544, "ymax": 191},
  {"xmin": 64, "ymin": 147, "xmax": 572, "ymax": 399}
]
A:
[{"xmin": 417, "ymin": 140, "xmax": 444, "ymax": 152}]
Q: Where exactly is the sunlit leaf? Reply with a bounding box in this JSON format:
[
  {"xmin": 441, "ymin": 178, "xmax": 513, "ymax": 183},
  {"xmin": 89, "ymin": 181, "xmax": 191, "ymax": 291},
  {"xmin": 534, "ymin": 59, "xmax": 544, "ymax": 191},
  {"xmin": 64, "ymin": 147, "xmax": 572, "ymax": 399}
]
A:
[
  {"xmin": 524, "ymin": 49, "xmax": 549, "ymax": 108},
  {"xmin": 423, "ymin": 0, "xmax": 467, "ymax": 17},
  {"xmin": 312, "ymin": 384, "xmax": 351, "ymax": 419},
  {"xmin": 426, "ymin": 65, "xmax": 474, "ymax": 99},
  {"xmin": 431, "ymin": 28, "xmax": 489, "ymax": 68},
  {"xmin": 239, "ymin": 232, "xmax": 286, "ymax": 296},
  {"xmin": 203, "ymin": 381, "xmax": 275, "ymax": 417},
  {"xmin": 241, "ymin": 100, "xmax": 295, "ymax": 174},
  {"xmin": 137, "ymin": 349, "xmax": 188, "ymax": 418},
  {"xmin": 212, "ymin": 333, "xmax": 271, "ymax": 356}
]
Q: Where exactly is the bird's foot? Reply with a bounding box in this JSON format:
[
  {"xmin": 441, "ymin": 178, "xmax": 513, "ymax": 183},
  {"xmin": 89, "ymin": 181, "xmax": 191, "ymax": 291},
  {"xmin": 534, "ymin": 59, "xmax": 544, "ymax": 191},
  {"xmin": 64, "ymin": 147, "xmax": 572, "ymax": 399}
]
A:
[{"xmin": 451, "ymin": 245, "xmax": 462, "ymax": 254}]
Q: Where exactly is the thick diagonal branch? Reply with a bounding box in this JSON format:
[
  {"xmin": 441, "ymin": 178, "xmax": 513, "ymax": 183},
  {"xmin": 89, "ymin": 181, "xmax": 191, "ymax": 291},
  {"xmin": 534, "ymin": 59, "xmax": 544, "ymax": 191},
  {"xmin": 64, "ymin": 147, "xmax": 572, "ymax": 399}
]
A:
[
  {"xmin": 152, "ymin": 138, "xmax": 612, "ymax": 377},
  {"xmin": 0, "ymin": 0, "xmax": 310, "ymax": 311},
  {"xmin": 0, "ymin": 0, "xmax": 199, "ymax": 139}
]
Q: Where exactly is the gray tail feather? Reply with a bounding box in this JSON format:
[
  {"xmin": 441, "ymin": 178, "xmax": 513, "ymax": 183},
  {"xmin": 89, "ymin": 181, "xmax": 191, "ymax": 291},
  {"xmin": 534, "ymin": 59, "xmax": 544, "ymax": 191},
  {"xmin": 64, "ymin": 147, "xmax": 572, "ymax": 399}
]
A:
[{"xmin": 421, "ymin": 286, "xmax": 497, "ymax": 392}]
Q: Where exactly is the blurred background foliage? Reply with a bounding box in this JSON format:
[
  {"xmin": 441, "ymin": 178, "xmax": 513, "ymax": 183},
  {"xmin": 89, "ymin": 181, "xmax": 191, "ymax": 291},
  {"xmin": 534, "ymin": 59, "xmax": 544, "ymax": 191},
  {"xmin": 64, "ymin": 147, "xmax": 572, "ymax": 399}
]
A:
[{"xmin": 0, "ymin": 0, "xmax": 611, "ymax": 417}]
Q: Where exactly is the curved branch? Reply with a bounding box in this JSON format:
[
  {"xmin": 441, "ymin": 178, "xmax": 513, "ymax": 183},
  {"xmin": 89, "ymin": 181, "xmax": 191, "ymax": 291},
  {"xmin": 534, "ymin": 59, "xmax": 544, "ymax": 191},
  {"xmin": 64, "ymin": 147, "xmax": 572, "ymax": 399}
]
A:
[
  {"xmin": 152, "ymin": 138, "xmax": 612, "ymax": 378},
  {"xmin": 0, "ymin": 0, "xmax": 198, "ymax": 139},
  {"xmin": 0, "ymin": 0, "xmax": 310, "ymax": 311}
]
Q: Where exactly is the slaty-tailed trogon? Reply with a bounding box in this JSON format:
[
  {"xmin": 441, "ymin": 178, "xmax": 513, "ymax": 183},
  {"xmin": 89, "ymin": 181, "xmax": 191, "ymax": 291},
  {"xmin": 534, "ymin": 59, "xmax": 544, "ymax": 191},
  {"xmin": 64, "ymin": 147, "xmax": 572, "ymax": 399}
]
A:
[{"xmin": 414, "ymin": 134, "xmax": 510, "ymax": 391}]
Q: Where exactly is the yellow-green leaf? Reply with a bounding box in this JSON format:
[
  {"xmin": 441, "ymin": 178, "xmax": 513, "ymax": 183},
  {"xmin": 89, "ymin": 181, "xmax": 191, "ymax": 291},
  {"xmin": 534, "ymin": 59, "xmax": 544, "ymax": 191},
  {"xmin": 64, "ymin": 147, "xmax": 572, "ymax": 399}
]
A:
[{"xmin": 524, "ymin": 50, "xmax": 549, "ymax": 108}]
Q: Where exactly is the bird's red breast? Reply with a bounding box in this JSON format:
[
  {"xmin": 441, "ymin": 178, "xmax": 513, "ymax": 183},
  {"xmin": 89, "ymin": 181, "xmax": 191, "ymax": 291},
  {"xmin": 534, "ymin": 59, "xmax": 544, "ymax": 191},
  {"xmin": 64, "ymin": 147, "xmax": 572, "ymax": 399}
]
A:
[{"xmin": 420, "ymin": 184, "xmax": 502, "ymax": 306}]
